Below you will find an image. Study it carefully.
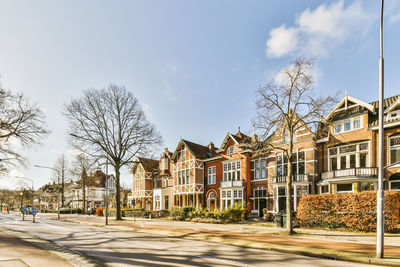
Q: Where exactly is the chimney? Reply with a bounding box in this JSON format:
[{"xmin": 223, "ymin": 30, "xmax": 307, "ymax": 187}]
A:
[
  {"xmin": 208, "ymin": 142, "xmax": 215, "ymax": 153},
  {"xmin": 252, "ymin": 123, "xmax": 258, "ymax": 143}
]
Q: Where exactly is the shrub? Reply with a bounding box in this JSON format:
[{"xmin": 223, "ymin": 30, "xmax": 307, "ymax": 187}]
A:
[{"xmin": 297, "ymin": 191, "xmax": 400, "ymax": 232}]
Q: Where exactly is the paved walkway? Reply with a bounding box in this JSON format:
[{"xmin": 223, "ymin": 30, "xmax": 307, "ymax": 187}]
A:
[
  {"xmin": 35, "ymin": 213, "xmax": 400, "ymax": 266},
  {"xmin": 0, "ymin": 231, "xmax": 71, "ymax": 267}
]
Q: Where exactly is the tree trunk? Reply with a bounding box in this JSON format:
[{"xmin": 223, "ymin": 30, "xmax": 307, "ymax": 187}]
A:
[
  {"xmin": 286, "ymin": 135, "xmax": 294, "ymax": 234},
  {"xmin": 82, "ymin": 183, "xmax": 86, "ymax": 214},
  {"xmin": 115, "ymin": 163, "xmax": 122, "ymax": 220},
  {"xmin": 61, "ymin": 167, "xmax": 65, "ymax": 207}
]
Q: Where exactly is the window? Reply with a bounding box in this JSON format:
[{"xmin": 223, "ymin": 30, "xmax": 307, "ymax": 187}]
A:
[
  {"xmin": 336, "ymin": 183, "xmax": 353, "ymax": 193},
  {"xmin": 333, "ymin": 116, "xmax": 363, "ymax": 134},
  {"xmin": 276, "ymin": 154, "xmax": 287, "ymax": 176},
  {"xmin": 329, "ymin": 142, "xmax": 369, "ymax": 171},
  {"xmin": 221, "ymin": 189, "xmax": 243, "ymax": 210},
  {"xmin": 321, "ymin": 185, "xmax": 329, "ymax": 194},
  {"xmin": 163, "ymin": 178, "xmax": 168, "ymax": 188},
  {"xmin": 161, "ymin": 158, "xmax": 169, "ymax": 170},
  {"xmin": 208, "ymin": 166, "xmax": 216, "ymax": 184},
  {"xmin": 164, "ymin": 196, "xmax": 169, "ymax": 210},
  {"xmin": 276, "ymin": 151, "xmax": 305, "ymax": 176},
  {"xmin": 227, "ymin": 146, "xmax": 236, "ymax": 155},
  {"xmin": 223, "ymin": 161, "xmax": 241, "ymax": 181},
  {"xmin": 251, "ymin": 158, "xmax": 266, "ymax": 180},
  {"xmin": 389, "ymin": 136, "xmax": 400, "ymax": 164},
  {"xmin": 360, "ymin": 182, "xmax": 374, "ymax": 191},
  {"xmin": 253, "ymin": 188, "xmax": 268, "ymax": 198}
]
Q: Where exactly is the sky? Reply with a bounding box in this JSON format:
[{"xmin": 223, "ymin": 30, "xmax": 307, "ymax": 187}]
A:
[{"xmin": 0, "ymin": 0, "xmax": 399, "ymax": 190}]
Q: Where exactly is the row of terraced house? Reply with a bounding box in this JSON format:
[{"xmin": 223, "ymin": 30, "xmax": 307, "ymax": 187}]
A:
[{"xmin": 130, "ymin": 93, "xmax": 400, "ymax": 218}]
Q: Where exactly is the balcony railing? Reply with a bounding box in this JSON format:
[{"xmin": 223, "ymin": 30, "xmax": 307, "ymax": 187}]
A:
[
  {"xmin": 320, "ymin": 167, "xmax": 378, "ymax": 180},
  {"xmin": 220, "ymin": 180, "xmax": 243, "ymax": 187},
  {"xmin": 274, "ymin": 174, "xmax": 309, "ymax": 184}
]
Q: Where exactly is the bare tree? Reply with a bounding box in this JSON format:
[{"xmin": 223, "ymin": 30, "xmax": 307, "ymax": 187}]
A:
[
  {"xmin": 255, "ymin": 59, "xmax": 336, "ymax": 234},
  {"xmin": 64, "ymin": 85, "xmax": 162, "ymax": 220},
  {"xmin": 70, "ymin": 153, "xmax": 95, "ymax": 214},
  {"xmin": 53, "ymin": 154, "xmax": 68, "ymax": 207},
  {"xmin": 0, "ymin": 88, "xmax": 49, "ymax": 174}
]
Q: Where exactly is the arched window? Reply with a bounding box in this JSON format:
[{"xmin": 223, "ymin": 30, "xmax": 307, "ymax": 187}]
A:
[{"xmin": 208, "ymin": 192, "xmax": 216, "ymax": 199}]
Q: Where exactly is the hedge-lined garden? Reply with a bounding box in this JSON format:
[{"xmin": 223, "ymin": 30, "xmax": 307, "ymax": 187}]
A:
[
  {"xmin": 297, "ymin": 191, "xmax": 400, "ymax": 232},
  {"xmin": 169, "ymin": 206, "xmax": 247, "ymax": 224}
]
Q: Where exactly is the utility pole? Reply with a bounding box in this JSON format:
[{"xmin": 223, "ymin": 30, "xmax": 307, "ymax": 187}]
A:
[{"xmin": 376, "ymin": 0, "xmax": 385, "ymax": 259}]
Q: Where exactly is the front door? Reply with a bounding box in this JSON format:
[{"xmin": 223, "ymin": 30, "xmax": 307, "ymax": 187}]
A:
[
  {"xmin": 210, "ymin": 200, "xmax": 215, "ymax": 211},
  {"xmin": 259, "ymin": 199, "xmax": 266, "ymax": 217}
]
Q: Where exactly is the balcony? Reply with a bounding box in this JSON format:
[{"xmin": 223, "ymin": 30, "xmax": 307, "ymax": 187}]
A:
[
  {"xmin": 274, "ymin": 174, "xmax": 309, "ymax": 184},
  {"xmin": 220, "ymin": 180, "xmax": 243, "ymax": 188},
  {"xmin": 320, "ymin": 167, "xmax": 378, "ymax": 180}
]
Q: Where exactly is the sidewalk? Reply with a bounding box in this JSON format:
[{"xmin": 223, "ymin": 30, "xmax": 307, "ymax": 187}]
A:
[
  {"xmin": 0, "ymin": 230, "xmax": 72, "ymax": 267},
  {"xmin": 47, "ymin": 213, "xmax": 400, "ymax": 266}
]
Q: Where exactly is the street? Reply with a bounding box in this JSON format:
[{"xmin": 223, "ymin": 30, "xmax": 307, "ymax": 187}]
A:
[{"xmin": 0, "ymin": 213, "xmax": 378, "ymax": 267}]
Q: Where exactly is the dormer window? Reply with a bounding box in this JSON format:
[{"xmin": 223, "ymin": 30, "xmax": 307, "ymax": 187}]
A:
[
  {"xmin": 334, "ymin": 115, "xmax": 363, "ymax": 134},
  {"xmin": 227, "ymin": 146, "xmax": 236, "ymax": 155}
]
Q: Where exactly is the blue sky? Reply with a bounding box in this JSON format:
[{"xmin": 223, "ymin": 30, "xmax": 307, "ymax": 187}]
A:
[{"xmin": 0, "ymin": 0, "xmax": 399, "ymax": 189}]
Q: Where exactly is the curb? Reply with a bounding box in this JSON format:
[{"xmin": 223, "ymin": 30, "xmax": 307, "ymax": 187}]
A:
[
  {"xmin": 61, "ymin": 217, "xmax": 400, "ymax": 266},
  {"xmin": 0, "ymin": 226, "xmax": 103, "ymax": 267}
]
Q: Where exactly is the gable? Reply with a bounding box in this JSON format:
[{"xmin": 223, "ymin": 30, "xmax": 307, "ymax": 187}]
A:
[{"xmin": 325, "ymin": 94, "xmax": 374, "ymax": 121}]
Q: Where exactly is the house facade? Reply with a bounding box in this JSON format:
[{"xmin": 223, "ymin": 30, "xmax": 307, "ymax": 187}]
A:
[
  {"xmin": 317, "ymin": 94, "xmax": 400, "ymax": 194},
  {"xmin": 171, "ymin": 139, "xmax": 216, "ymax": 209},
  {"xmin": 152, "ymin": 148, "xmax": 174, "ymax": 211},
  {"xmin": 131, "ymin": 158, "xmax": 158, "ymax": 210}
]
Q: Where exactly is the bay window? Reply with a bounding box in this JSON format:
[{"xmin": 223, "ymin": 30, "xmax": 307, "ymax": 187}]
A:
[
  {"xmin": 328, "ymin": 142, "xmax": 369, "ymax": 171},
  {"xmin": 223, "ymin": 161, "xmax": 241, "ymax": 181}
]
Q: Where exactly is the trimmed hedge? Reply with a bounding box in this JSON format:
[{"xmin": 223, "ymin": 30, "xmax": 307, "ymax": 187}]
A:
[
  {"xmin": 107, "ymin": 208, "xmax": 151, "ymax": 218},
  {"xmin": 170, "ymin": 206, "xmax": 247, "ymax": 224},
  {"xmin": 297, "ymin": 191, "xmax": 400, "ymax": 232}
]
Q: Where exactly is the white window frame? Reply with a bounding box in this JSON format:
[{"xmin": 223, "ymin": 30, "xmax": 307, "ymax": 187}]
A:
[
  {"xmin": 333, "ymin": 115, "xmax": 363, "ymax": 135},
  {"xmin": 328, "ymin": 142, "xmax": 369, "ymax": 171},
  {"xmin": 227, "ymin": 146, "xmax": 236, "ymax": 155},
  {"xmin": 389, "ymin": 136, "xmax": 400, "ymax": 165},
  {"xmin": 208, "ymin": 166, "xmax": 216, "ymax": 185},
  {"xmin": 336, "ymin": 183, "xmax": 354, "ymax": 193},
  {"xmin": 223, "ymin": 160, "xmax": 241, "ymax": 181}
]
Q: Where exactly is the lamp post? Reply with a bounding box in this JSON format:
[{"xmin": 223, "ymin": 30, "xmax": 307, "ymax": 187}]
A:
[
  {"xmin": 34, "ymin": 165, "xmax": 61, "ymax": 219},
  {"xmin": 105, "ymin": 159, "xmax": 109, "ymax": 226},
  {"xmin": 376, "ymin": 0, "xmax": 385, "ymax": 259}
]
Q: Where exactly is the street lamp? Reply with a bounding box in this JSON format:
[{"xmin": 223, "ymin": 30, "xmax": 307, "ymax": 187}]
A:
[
  {"xmin": 376, "ymin": 0, "xmax": 385, "ymax": 259},
  {"xmin": 34, "ymin": 165, "xmax": 61, "ymax": 219}
]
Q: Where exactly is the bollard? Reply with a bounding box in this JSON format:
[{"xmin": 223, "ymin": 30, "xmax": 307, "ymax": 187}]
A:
[
  {"xmin": 22, "ymin": 213, "xmax": 25, "ymax": 221},
  {"xmin": 33, "ymin": 215, "xmax": 35, "ymax": 223}
]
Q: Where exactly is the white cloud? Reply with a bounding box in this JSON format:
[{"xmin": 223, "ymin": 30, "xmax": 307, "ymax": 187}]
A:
[
  {"xmin": 142, "ymin": 103, "xmax": 153, "ymax": 120},
  {"xmin": 162, "ymin": 81, "xmax": 177, "ymax": 102},
  {"xmin": 265, "ymin": 0, "xmax": 373, "ymax": 58},
  {"xmin": 266, "ymin": 25, "xmax": 299, "ymax": 58}
]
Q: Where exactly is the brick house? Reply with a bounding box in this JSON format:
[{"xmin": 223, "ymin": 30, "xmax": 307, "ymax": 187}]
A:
[
  {"xmin": 204, "ymin": 129, "xmax": 254, "ymax": 212},
  {"xmin": 131, "ymin": 157, "xmax": 158, "ymax": 210},
  {"xmin": 316, "ymin": 93, "xmax": 400, "ymax": 194},
  {"xmin": 152, "ymin": 148, "xmax": 174, "ymax": 211},
  {"xmin": 171, "ymin": 139, "xmax": 215, "ymax": 209},
  {"xmin": 251, "ymin": 120, "xmax": 316, "ymax": 215}
]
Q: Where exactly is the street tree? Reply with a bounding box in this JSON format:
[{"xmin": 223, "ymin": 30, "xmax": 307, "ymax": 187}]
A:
[
  {"xmin": 53, "ymin": 154, "xmax": 68, "ymax": 207},
  {"xmin": 64, "ymin": 84, "xmax": 162, "ymax": 220},
  {"xmin": 254, "ymin": 59, "xmax": 336, "ymax": 234},
  {"xmin": 0, "ymin": 88, "xmax": 48, "ymax": 174},
  {"xmin": 70, "ymin": 152, "xmax": 95, "ymax": 214}
]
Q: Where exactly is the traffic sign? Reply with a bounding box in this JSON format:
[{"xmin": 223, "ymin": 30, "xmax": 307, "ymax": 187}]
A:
[{"xmin": 32, "ymin": 208, "xmax": 37, "ymax": 216}]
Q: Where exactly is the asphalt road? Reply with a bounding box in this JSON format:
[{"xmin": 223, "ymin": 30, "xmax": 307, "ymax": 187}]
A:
[{"xmin": 0, "ymin": 213, "xmax": 377, "ymax": 267}]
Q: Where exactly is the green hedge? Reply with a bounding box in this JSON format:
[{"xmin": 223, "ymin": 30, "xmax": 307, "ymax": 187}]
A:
[{"xmin": 170, "ymin": 206, "xmax": 247, "ymax": 224}]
